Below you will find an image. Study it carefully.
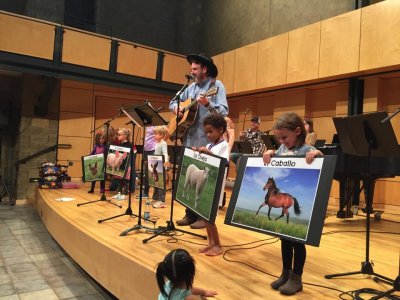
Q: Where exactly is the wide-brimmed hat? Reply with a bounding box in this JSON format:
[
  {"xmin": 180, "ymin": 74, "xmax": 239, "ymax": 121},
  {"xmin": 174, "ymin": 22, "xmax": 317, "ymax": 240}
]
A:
[{"xmin": 186, "ymin": 53, "xmax": 218, "ymax": 78}]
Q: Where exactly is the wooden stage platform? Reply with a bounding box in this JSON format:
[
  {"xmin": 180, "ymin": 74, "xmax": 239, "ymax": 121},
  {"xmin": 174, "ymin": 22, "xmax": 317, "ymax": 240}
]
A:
[{"xmin": 34, "ymin": 184, "xmax": 399, "ymax": 299}]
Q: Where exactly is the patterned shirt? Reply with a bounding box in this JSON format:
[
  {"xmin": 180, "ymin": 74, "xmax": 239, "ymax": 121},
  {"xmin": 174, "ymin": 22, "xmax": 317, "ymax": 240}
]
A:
[{"xmin": 240, "ymin": 129, "xmax": 265, "ymax": 155}]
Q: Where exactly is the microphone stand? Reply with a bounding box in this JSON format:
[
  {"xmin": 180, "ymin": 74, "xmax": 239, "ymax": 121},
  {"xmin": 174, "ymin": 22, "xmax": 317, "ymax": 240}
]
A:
[
  {"xmin": 98, "ymin": 119, "xmax": 140, "ymax": 223},
  {"xmin": 369, "ymin": 109, "xmax": 400, "ymax": 299},
  {"xmin": 143, "ymin": 77, "xmax": 206, "ymax": 243},
  {"xmin": 77, "ymin": 112, "xmax": 122, "ymax": 208},
  {"xmin": 380, "ymin": 106, "xmax": 400, "ymax": 124}
]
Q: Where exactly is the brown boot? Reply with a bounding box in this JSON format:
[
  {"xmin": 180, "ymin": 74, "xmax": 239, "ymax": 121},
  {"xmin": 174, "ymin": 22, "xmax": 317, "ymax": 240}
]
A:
[
  {"xmin": 278, "ymin": 271, "xmax": 303, "ymax": 295},
  {"xmin": 271, "ymin": 269, "xmax": 290, "ymax": 290}
]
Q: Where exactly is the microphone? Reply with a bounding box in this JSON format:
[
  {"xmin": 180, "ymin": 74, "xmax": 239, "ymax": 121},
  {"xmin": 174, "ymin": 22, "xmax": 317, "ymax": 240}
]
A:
[
  {"xmin": 185, "ymin": 74, "xmax": 194, "ymax": 81},
  {"xmin": 380, "ymin": 107, "xmax": 400, "ymax": 124}
]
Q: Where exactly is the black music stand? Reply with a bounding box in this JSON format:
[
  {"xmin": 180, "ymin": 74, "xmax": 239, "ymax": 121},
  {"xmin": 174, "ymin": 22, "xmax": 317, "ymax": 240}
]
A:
[
  {"xmin": 142, "ymin": 77, "xmax": 206, "ymax": 243},
  {"xmin": 231, "ymin": 141, "xmax": 253, "ymax": 154},
  {"xmin": 77, "ymin": 113, "xmax": 122, "ymax": 209},
  {"xmin": 261, "ymin": 134, "xmax": 281, "ymax": 150},
  {"xmin": 119, "ymin": 102, "xmax": 168, "ymax": 235},
  {"xmin": 325, "ymin": 112, "xmax": 399, "ymax": 286}
]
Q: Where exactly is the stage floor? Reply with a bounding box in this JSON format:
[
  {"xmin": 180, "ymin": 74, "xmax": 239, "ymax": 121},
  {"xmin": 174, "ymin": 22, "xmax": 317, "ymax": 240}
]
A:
[{"xmin": 34, "ymin": 184, "xmax": 399, "ymax": 300}]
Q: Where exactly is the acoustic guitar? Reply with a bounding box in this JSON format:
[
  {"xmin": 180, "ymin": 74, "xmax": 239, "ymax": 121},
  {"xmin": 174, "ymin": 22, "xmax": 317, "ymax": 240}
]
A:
[{"xmin": 169, "ymin": 86, "xmax": 219, "ymax": 141}]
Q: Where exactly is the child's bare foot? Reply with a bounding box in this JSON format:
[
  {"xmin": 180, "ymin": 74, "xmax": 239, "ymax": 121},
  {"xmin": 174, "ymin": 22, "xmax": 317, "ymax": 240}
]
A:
[
  {"xmin": 199, "ymin": 245, "xmax": 213, "ymax": 253},
  {"xmin": 205, "ymin": 246, "xmax": 222, "ymax": 256}
]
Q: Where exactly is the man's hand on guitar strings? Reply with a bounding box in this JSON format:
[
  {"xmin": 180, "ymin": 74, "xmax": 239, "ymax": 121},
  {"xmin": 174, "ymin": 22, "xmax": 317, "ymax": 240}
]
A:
[{"xmin": 197, "ymin": 94, "xmax": 210, "ymax": 107}]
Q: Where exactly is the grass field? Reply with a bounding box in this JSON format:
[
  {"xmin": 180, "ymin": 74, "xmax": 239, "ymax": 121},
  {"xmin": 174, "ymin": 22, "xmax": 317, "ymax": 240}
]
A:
[
  {"xmin": 148, "ymin": 172, "xmax": 165, "ymax": 189},
  {"xmin": 232, "ymin": 208, "xmax": 309, "ymax": 239},
  {"xmin": 83, "ymin": 157, "xmax": 105, "ymax": 181}
]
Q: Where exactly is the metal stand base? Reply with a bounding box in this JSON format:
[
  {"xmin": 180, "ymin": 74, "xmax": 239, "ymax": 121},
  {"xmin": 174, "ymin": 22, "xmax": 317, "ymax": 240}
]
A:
[
  {"xmin": 370, "ymin": 275, "xmax": 399, "ymax": 300},
  {"xmin": 98, "ymin": 205, "xmax": 138, "ymax": 223},
  {"xmin": 77, "ymin": 193, "xmax": 122, "ymax": 208},
  {"xmin": 325, "ymin": 261, "xmax": 394, "ymax": 283},
  {"xmin": 142, "ymin": 220, "xmax": 207, "ymax": 243},
  {"xmin": 120, "ymin": 222, "xmax": 154, "ymax": 236}
]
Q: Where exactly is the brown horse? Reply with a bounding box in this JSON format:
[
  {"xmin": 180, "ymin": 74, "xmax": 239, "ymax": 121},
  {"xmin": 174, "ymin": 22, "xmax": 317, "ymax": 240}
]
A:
[
  {"xmin": 255, "ymin": 177, "xmax": 301, "ymax": 224},
  {"xmin": 151, "ymin": 162, "xmax": 159, "ymax": 186}
]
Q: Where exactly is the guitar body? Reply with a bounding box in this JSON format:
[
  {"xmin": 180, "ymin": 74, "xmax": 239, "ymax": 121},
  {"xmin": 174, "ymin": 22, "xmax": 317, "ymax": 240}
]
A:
[
  {"xmin": 168, "ymin": 86, "xmax": 219, "ymax": 142},
  {"xmin": 169, "ymin": 98, "xmax": 198, "ymax": 141}
]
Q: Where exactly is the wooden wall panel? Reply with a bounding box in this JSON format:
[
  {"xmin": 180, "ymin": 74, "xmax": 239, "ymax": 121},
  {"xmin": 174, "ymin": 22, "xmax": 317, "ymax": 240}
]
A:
[
  {"xmin": 212, "ymin": 54, "xmax": 224, "ymax": 83},
  {"xmin": 117, "ymin": 43, "xmax": 158, "ymax": 79},
  {"xmin": 0, "ymin": 13, "xmax": 54, "ymax": 59},
  {"xmin": 319, "ymin": 10, "xmax": 361, "ymax": 78},
  {"xmin": 60, "ymin": 87, "xmax": 93, "ymax": 113},
  {"xmin": 273, "ymin": 90, "xmax": 306, "ymax": 118},
  {"xmin": 62, "ymin": 29, "xmax": 111, "ymax": 70},
  {"xmin": 359, "ymin": 0, "xmax": 400, "ymax": 71},
  {"xmin": 256, "ymin": 33, "xmax": 288, "ymax": 89},
  {"xmin": 162, "ymin": 54, "xmax": 188, "ymax": 84},
  {"xmin": 374, "ymin": 180, "xmax": 400, "ymax": 208},
  {"xmin": 59, "ymin": 112, "xmax": 93, "ymax": 138},
  {"xmin": 222, "ymin": 51, "xmax": 235, "ymax": 95},
  {"xmin": 58, "ymin": 136, "xmax": 91, "ymax": 161},
  {"xmin": 287, "ymin": 23, "xmax": 321, "ymax": 84},
  {"xmin": 306, "ymin": 85, "xmax": 346, "ymax": 118},
  {"xmin": 363, "ymin": 78, "xmax": 379, "ymax": 113},
  {"xmin": 233, "ymin": 43, "xmax": 258, "ymax": 93},
  {"xmin": 61, "ymin": 79, "xmax": 93, "ymax": 90}
]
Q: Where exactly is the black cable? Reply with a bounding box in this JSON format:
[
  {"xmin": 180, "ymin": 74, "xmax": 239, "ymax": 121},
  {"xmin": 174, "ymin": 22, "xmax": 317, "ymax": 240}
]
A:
[
  {"xmin": 322, "ymin": 230, "xmax": 400, "ymax": 236},
  {"xmin": 221, "ymin": 240, "xmax": 348, "ymax": 296},
  {"xmin": 339, "ymin": 288, "xmax": 400, "ymax": 300}
]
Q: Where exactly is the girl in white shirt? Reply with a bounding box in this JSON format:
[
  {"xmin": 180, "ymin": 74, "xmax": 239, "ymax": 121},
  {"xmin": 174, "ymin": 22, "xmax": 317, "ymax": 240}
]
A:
[{"xmin": 193, "ymin": 113, "xmax": 229, "ymax": 256}]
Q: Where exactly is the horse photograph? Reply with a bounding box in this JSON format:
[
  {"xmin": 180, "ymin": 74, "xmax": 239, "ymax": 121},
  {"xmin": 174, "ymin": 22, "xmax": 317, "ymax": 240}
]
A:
[
  {"xmin": 147, "ymin": 155, "xmax": 165, "ymax": 190},
  {"xmin": 226, "ymin": 156, "xmax": 322, "ymax": 241}
]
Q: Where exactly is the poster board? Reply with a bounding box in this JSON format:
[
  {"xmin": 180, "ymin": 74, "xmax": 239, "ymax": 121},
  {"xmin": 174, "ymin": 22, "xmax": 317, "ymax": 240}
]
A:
[
  {"xmin": 147, "ymin": 155, "xmax": 166, "ymax": 190},
  {"xmin": 225, "ymin": 155, "xmax": 336, "ymax": 246},
  {"xmin": 105, "ymin": 145, "xmax": 131, "ymax": 178},
  {"xmin": 174, "ymin": 147, "xmax": 227, "ymax": 224},
  {"xmin": 81, "ymin": 154, "xmax": 105, "ymax": 182}
]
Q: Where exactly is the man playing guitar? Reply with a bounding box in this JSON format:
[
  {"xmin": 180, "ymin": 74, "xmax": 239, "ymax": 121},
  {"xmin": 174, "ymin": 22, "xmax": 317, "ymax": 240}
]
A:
[
  {"xmin": 169, "ymin": 53, "xmax": 229, "ymax": 148},
  {"xmin": 169, "ymin": 53, "xmax": 229, "ymax": 227}
]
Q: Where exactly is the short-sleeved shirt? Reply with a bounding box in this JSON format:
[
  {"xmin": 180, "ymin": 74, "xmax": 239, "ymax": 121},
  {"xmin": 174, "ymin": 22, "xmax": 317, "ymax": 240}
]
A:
[
  {"xmin": 275, "ymin": 144, "xmax": 316, "ymax": 156},
  {"xmin": 158, "ymin": 281, "xmax": 191, "ymax": 300}
]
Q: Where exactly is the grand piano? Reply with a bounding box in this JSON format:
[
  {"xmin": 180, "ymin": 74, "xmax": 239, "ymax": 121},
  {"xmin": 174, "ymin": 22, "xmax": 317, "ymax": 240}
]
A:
[
  {"xmin": 317, "ymin": 112, "xmax": 400, "ymax": 218},
  {"xmin": 318, "ymin": 143, "xmax": 400, "ymax": 217}
]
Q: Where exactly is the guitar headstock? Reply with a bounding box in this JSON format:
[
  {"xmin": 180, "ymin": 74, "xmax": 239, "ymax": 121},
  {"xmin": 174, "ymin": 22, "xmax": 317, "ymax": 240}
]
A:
[{"xmin": 202, "ymin": 86, "xmax": 219, "ymax": 97}]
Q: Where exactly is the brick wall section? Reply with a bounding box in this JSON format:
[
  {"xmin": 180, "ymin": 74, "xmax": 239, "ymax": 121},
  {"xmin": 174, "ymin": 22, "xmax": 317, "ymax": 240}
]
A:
[{"xmin": 16, "ymin": 74, "xmax": 60, "ymax": 201}]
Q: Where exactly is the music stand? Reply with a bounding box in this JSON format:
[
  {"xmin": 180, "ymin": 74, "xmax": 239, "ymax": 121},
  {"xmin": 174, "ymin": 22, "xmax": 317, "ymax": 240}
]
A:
[
  {"xmin": 119, "ymin": 101, "xmax": 168, "ymax": 235},
  {"xmin": 261, "ymin": 134, "xmax": 281, "ymax": 150},
  {"xmin": 77, "ymin": 113, "xmax": 122, "ymax": 209},
  {"xmin": 325, "ymin": 112, "xmax": 399, "ymax": 286},
  {"xmin": 142, "ymin": 78, "xmax": 206, "ymax": 243},
  {"xmin": 231, "ymin": 141, "xmax": 253, "ymax": 154}
]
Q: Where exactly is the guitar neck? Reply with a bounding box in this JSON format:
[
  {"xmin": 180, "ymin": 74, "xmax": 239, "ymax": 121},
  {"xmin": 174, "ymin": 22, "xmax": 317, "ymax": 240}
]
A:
[{"xmin": 182, "ymin": 99, "xmax": 198, "ymax": 112}]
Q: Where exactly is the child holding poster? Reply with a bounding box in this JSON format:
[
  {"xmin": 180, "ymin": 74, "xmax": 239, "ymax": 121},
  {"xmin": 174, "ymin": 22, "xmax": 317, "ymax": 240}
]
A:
[{"xmin": 263, "ymin": 112, "xmax": 323, "ymax": 295}]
